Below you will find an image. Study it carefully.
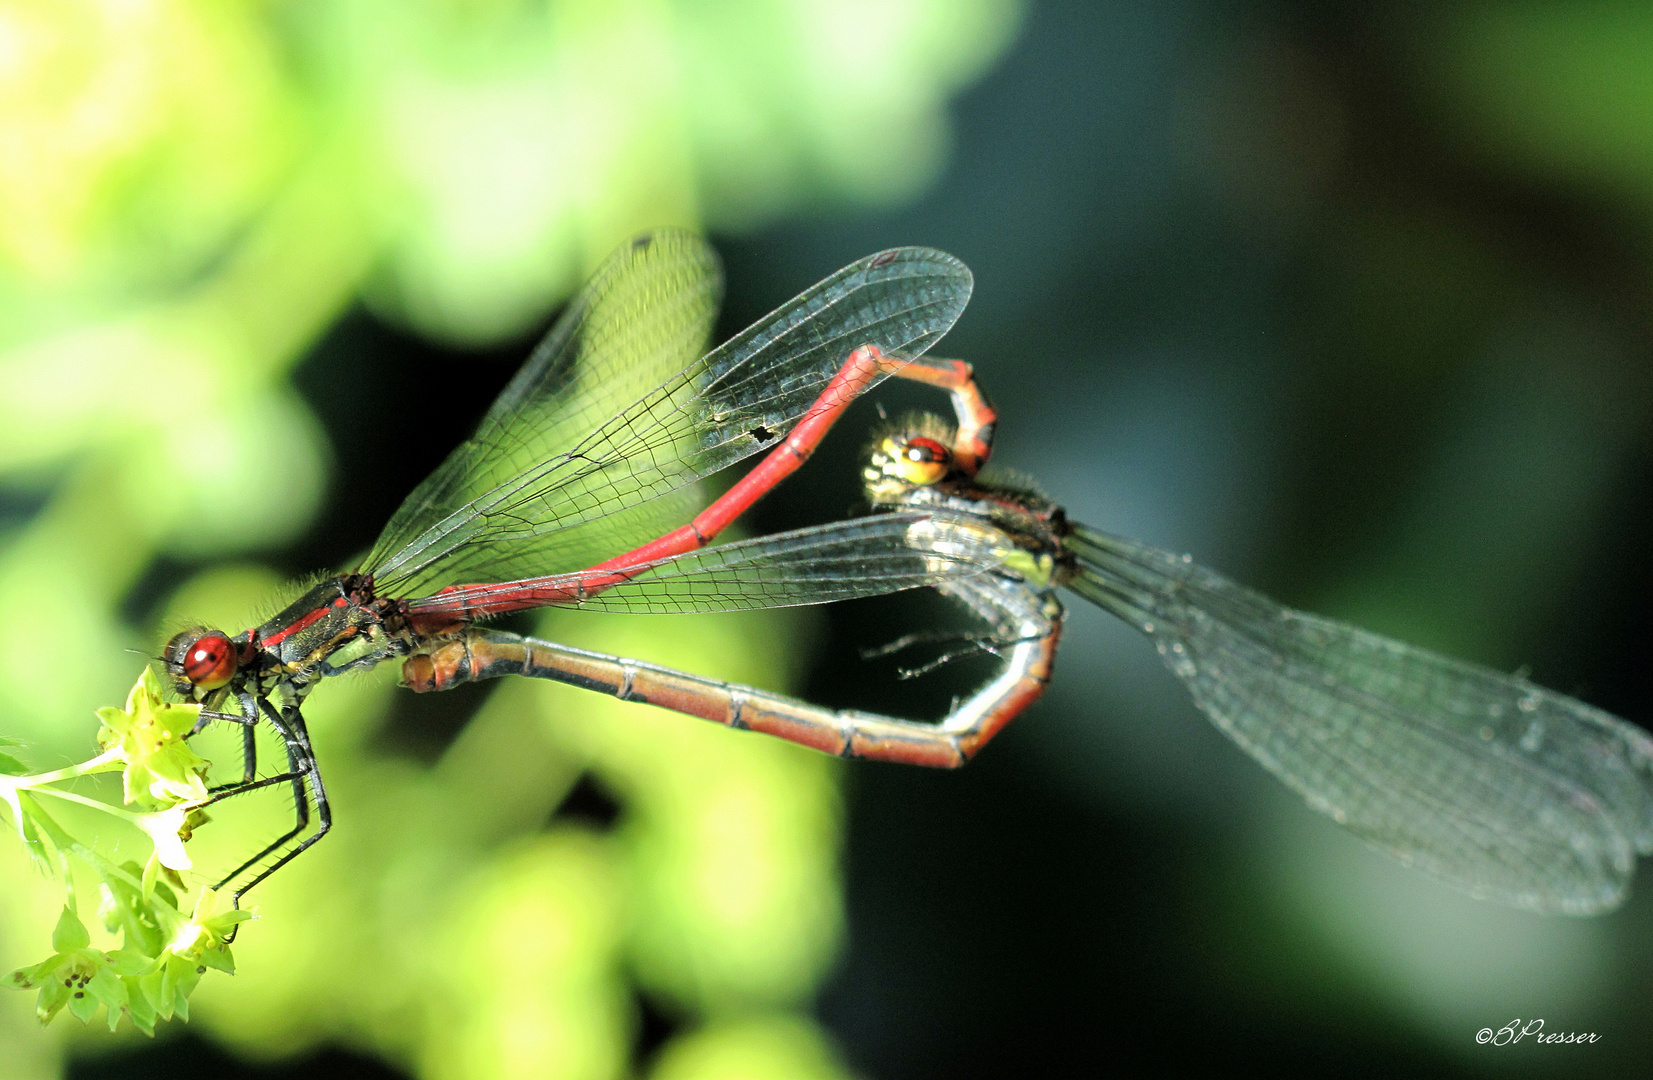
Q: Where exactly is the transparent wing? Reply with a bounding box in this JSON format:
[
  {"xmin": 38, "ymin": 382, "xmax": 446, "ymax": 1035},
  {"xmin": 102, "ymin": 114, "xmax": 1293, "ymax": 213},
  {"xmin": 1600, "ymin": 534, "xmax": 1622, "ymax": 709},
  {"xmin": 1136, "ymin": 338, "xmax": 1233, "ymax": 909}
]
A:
[
  {"xmin": 364, "ymin": 231, "xmax": 973, "ymax": 597},
  {"xmin": 405, "ymin": 512, "xmax": 1013, "ymax": 616},
  {"xmin": 366, "ymin": 231, "xmax": 720, "ymax": 594},
  {"xmin": 1067, "ymin": 524, "xmax": 1653, "ymax": 915}
]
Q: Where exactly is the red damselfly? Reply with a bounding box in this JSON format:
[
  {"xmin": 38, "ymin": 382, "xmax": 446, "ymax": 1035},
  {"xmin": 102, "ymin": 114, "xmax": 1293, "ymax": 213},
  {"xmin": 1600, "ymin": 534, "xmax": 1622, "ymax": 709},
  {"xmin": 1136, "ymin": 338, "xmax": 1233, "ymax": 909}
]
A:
[
  {"xmin": 163, "ymin": 231, "xmax": 1007, "ymax": 900},
  {"xmin": 420, "ymin": 360, "xmax": 1653, "ymax": 915}
]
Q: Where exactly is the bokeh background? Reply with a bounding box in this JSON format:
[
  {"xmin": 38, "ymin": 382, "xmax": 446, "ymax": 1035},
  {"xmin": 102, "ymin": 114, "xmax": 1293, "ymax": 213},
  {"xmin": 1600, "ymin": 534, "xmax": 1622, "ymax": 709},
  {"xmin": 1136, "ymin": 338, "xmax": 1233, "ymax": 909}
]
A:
[{"xmin": 1, "ymin": 0, "xmax": 1652, "ymax": 1077}]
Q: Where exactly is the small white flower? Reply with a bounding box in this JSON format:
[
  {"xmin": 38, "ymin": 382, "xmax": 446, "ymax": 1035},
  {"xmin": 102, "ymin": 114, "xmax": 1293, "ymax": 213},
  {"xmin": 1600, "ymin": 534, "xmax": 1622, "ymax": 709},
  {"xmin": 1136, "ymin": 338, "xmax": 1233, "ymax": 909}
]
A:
[{"xmin": 135, "ymin": 806, "xmax": 194, "ymax": 871}]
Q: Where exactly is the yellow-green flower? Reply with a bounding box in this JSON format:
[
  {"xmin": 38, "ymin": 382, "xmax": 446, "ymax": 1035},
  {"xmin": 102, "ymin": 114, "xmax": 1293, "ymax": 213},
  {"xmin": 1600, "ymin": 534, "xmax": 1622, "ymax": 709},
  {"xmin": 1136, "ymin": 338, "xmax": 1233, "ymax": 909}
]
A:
[
  {"xmin": 96, "ymin": 669, "xmax": 209, "ymax": 809},
  {"xmin": 140, "ymin": 891, "xmax": 246, "ymax": 1023},
  {"xmin": 169, "ymin": 888, "xmax": 250, "ymax": 963},
  {"xmin": 4, "ymin": 908, "xmax": 133, "ymax": 1027}
]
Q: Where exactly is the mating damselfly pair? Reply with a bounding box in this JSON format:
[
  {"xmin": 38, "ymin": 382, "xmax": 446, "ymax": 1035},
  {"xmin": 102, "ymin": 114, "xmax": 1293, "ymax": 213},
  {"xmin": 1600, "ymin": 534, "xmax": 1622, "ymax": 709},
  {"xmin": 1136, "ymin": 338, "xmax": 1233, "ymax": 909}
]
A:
[{"xmin": 160, "ymin": 231, "xmax": 1653, "ymax": 916}]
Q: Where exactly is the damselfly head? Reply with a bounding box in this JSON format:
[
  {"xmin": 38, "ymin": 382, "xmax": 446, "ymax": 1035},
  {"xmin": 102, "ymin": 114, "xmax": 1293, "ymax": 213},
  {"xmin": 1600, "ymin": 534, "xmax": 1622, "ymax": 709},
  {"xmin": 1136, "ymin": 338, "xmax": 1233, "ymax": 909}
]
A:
[
  {"xmin": 163, "ymin": 628, "xmax": 239, "ymax": 695},
  {"xmin": 864, "ymin": 414, "xmax": 958, "ymax": 504}
]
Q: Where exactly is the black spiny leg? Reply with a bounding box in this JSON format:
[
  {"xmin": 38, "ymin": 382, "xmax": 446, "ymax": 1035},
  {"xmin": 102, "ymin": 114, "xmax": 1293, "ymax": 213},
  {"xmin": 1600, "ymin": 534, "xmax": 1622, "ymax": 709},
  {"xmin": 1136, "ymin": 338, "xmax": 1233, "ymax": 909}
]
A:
[
  {"xmin": 213, "ymin": 699, "xmax": 331, "ymax": 906},
  {"xmin": 194, "ymin": 692, "xmax": 262, "ymax": 792},
  {"xmin": 206, "ymin": 698, "xmax": 314, "ymax": 903},
  {"xmin": 239, "ymin": 714, "xmax": 257, "ymax": 786}
]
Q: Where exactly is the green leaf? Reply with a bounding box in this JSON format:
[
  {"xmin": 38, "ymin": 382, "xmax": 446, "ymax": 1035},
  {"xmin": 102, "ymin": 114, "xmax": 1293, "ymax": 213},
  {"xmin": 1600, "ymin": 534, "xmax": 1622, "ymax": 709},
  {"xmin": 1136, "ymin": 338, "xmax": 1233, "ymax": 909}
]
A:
[
  {"xmin": 66, "ymin": 981, "xmax": 99, "ymax": 1024},
  {"xmin": 199, "ymin": 945, "xmax": 235, "ymax": 975},
  {"xmin": 99, "ymin": 871, "xmax": 167, "ymax": 959},
  {"xmin": 86, "ymin": 960, "xmax": 128, "ymax": 1014},
  {"xmin": 33, "ymin": 970, "xmax": 70, "ymax": 1023},
  {"xmin": 5, "ymin": 958, "xmax": 52, "ymax": 989},
  {"xmin": 0, "ymin": 751, "xmax": 25, "ymax": 775},
  {"xmin": 200, "ymin": 907, "xmax": 253, "ymax": 938},
  {"xmin": 138, "ymin": 967, "xmax": 168, "ymax": 1022},
  {"xmin": 150, "ymin": 955, "xmax": 196, "ymax": 1023},
  {"xmin": 119, "ymin": 975, "xmax": 157, "ymax": 1037},
  {"xmin": 10, "ymin": 794, "xmax": 57, "ymax": 876},
  {"xmin": 107, "ymin": 949, "xmax": 155, "ymax": 977},
  {"xmin": 52, "ymin": 908, "xmax": 90, "ymax": 952}
]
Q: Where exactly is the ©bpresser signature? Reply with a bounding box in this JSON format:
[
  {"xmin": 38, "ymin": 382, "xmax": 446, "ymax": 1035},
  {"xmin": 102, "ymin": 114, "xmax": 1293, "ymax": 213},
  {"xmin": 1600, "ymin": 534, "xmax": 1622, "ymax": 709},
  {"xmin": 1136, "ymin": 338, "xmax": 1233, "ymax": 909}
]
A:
[{"xmin": 1477, "ymin": 1019, "xmax": 1600, "ymax": 1046}]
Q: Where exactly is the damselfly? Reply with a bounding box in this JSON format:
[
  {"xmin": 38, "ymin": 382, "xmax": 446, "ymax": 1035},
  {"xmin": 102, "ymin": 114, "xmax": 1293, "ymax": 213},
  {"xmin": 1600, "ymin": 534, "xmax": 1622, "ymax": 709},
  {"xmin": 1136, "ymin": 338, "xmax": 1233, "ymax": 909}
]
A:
[
  {"xmin": 163, "ymin": 231, "xmax": 1002, "ymax": 899},
  {"xmin": 422, "ymin": 359, "xmax": 1653, "ymax": 915}
]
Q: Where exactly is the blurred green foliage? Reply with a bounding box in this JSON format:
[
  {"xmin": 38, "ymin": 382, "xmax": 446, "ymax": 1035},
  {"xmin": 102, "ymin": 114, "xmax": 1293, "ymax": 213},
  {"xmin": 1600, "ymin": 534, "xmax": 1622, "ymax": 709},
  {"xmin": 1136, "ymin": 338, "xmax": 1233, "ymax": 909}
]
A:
[
  {"xmin": 0, "ymin": 0, "xmax": 1021, "ymax": 1077},
  {"xmin": 1419, "ymin": 1, "xmax": 1653, "ymax": 197}
]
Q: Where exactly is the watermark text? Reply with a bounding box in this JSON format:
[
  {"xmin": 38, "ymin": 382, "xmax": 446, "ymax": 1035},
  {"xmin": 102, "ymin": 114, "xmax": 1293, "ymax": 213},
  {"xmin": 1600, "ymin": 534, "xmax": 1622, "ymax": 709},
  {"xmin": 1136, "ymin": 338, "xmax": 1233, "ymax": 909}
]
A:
[{"xmin": 1477, "ymin": 1019, "xmax": 1598, "ymax": 1046}]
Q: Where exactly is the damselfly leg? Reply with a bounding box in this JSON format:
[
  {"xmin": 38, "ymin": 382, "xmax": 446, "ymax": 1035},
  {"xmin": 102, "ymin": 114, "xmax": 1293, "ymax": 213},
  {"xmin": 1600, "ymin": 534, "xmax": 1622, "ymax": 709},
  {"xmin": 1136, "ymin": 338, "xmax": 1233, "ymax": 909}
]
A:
[{"xmin": 192, "ymin": 696, "xmax": 329, "ymax": 907}]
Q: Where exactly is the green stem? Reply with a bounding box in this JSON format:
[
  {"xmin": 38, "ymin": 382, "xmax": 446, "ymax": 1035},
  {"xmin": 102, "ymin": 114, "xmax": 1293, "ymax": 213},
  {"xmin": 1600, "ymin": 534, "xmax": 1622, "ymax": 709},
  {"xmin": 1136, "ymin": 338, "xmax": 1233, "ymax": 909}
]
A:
[
  {"xmin": 28, "ymin": 786, "xmax": 143, "ymax": 823},
  {"xmin": 0, "ymin": 747, "xmax": 126, "ymax": 791}
]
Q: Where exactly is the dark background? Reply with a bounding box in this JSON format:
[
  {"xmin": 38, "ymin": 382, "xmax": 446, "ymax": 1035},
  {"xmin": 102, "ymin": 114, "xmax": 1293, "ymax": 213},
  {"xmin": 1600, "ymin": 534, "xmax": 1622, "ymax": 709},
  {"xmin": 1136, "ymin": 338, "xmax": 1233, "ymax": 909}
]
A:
[{"xmin": 67, "ymin": 1, "xmax": 1653, "ymax": 1076}]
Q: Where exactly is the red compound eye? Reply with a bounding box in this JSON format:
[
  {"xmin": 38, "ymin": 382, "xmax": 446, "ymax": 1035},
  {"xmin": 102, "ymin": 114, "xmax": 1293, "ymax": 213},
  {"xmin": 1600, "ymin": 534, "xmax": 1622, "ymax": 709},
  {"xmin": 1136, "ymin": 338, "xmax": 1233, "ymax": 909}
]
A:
[
  {"xmin": 182, "ymin": 632, "xmax": 237, "ymax": 690},
  {"xmin": 904, "ymin": 436, "xmax": 950, "ymax": 463},
  {"xmin": 894, "ymin": 436, "xmax": 952, "ymax": 485}
]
